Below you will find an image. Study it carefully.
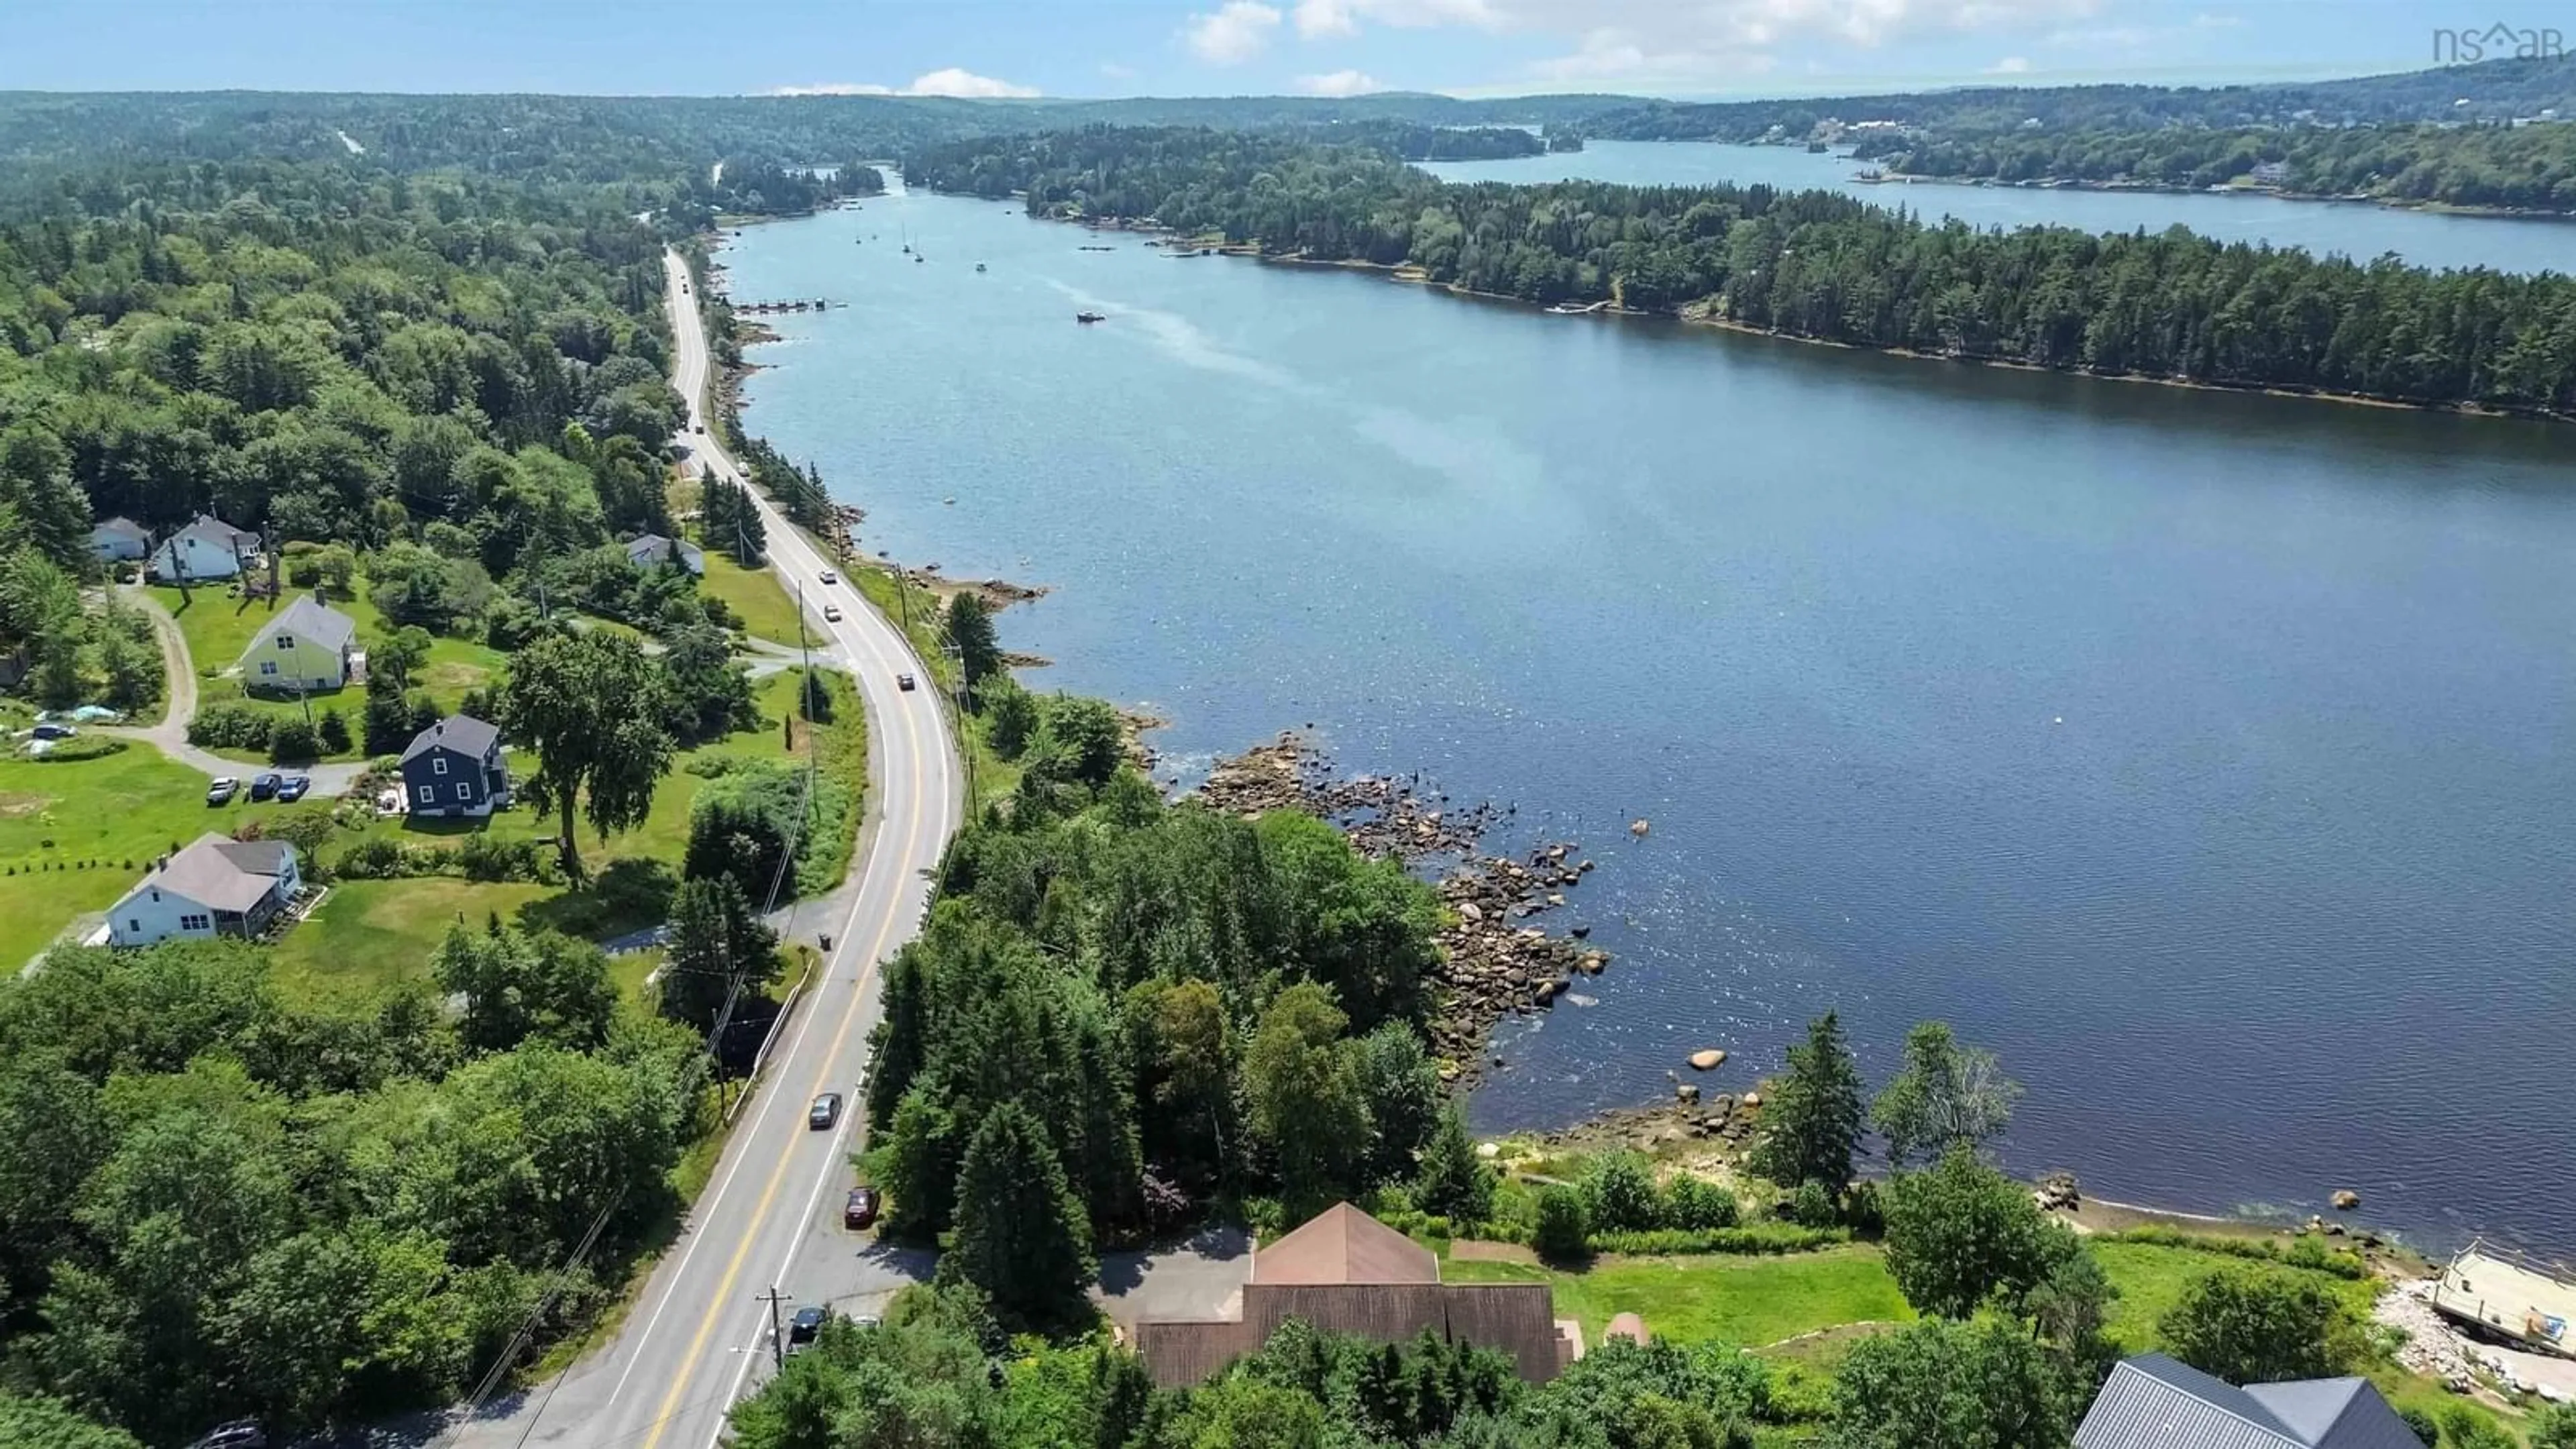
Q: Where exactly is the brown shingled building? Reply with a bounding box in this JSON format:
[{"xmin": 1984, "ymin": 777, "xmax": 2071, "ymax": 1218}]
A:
[{"xmin": 1132, "ymin": 1203, "xmax": 1580, "ymax": 1387}]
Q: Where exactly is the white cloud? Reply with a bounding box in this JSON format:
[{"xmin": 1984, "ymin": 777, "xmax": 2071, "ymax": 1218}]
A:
[
  {"xmin": 907, "ymin": 67, "xmax": 1042, "ymax": 97},
  {"xmin": 1183, "ymin": 1, "xmax": 1284, "ymax": 63},
  {"xmin": 1297, "ymin": 68, "xmax": 1386, "ymax": 94},
  {"xmin": 768, "ymin": 68, "xmax": 1039, "ymax": 98},
  {"xmin": 1294, "ymin": 0, "xmax": 1360, "ymax": 36},
  {"xmin": 1986, "ymin": 54, "xmax": 2031, "ymax": 71},
  {"xmin": 1099, "ymin": 61, "xmax": 1139, "ymax": 79},
  {"xmin": 2190, "ymin": 11, "xmax": 2241, "ymax": 27}
]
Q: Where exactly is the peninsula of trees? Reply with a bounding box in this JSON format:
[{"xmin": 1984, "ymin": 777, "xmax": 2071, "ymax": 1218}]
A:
[
  {"xmin": 905, "ymin": 126, "xmax": 2576, "ymax": 417},
  {"xmin": 1865, "ymin": 119, "xmax": 2576, "ymax": 215}
]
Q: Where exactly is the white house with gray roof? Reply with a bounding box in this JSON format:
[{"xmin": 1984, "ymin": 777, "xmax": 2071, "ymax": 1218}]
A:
[
  {"xmin": 2076, "ymin": 1354, "xmax": 2422, "ymax": 1449},
  {"xmin": 107, "ymin": 834, "xmax": 303, "ymax": 947},
  {"xmin": 149, "ymin": 513, "xmax": 260, "ymax": 582},
  {"xmin": 238, "ymin": 594, "xmax": 360, "ymax": 692}
]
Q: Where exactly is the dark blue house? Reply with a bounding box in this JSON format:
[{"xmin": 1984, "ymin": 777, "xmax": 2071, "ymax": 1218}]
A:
[{"xmin": 400, "ymin": 714, "xmax": 511, "ymax": 818}]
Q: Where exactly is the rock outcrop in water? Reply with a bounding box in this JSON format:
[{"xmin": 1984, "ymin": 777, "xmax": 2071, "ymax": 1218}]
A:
[{"xmin": 1192, "ymin": 731, "xmax": 1612, "ymax": 1077}]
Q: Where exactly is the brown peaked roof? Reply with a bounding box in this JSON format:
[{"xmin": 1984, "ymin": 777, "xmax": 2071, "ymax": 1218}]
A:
[{"xmin": 1253, "ymin": 1202, "xmax": 1439, "ymax": 1286}]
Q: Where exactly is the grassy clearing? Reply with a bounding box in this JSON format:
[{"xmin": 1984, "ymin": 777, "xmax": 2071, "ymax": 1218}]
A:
[
  {"xmin": 2091, "ymin": 1240, "xmax": 2377, "ymax": 1353},
  {"xmin": 271, "ymin": 668, "xmax": 863, "ymax": 999},
  {"xmin": 702, "ymin": 553, "xmax": 811, "ymax": 647},
  {"xmin": 1438, "ymin": 1233, "xmax": 2521, "ymax": 1441},
  {"xmin": 266, "ymin": 878, "xmax": 553, "ymax": 1003},
  {"xmin": 2091, "ymin": 1241, "xmax": 2526, "ymax": 1442},
  {"xmin": 1442, "ymin": 1245, "xmax": 1917, "ymax": 1350},
  {"xmin": 0, "ymin": 747, "xmax": 248, "ymax": 966}
]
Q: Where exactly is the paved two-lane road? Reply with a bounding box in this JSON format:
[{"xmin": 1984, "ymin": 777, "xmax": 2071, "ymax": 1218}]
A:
[{"xmin": 441, "ymin": 249, "xmax": 961, "ymax": 1449}]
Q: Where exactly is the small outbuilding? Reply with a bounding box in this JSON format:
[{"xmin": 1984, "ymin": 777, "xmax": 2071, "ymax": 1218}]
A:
[{"xmin": 91, "ymin": 516, "xmax": 151, "ymax": 562}]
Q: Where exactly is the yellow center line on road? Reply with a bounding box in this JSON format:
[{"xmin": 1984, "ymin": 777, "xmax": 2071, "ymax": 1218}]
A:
[
  {"xmin": 635, "ymin": 682, "xmax": 927, "ymax": 1449},
  {"xmin": 636, "ymin": 273, "xmax": 942, "ymax": 1449}
]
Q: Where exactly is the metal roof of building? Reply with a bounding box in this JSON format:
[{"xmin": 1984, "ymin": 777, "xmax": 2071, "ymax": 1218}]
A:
[
  {"xmin": 130, "ymin": 833, "xmax": 294, "ymax": 915},
  {"xmin": 402, "ymin": 714, "xmax": 500, "ymax": 764},
  {"xmin": 244, "ymin": 595, "xmax": 358, "ymax": 657},
  {"xmin": 2076, "ymin": 1356, "xmax": 2420, "ymax": 1449}
]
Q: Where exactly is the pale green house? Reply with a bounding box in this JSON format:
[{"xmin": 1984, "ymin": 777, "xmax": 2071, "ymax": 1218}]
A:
[{"xmin": 239, "ymin": 594, "xmax": 360, "ymax": 693}]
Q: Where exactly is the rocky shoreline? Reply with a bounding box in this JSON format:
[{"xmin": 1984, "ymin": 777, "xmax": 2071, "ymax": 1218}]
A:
[{"xmin": 1189, "ymin": 732, "xmax": 1613, "ymax": 1078}]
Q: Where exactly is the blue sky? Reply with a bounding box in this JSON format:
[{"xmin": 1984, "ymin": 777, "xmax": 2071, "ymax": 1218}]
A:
[{"xmin": 0, "ymin": 1, "xmax": 2555, "ymax": 99}]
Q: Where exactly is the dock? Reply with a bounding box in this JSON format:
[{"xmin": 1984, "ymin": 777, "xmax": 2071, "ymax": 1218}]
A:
[
  {"xmin": 2432, "ymin": 1239, "xmax": 2576, "ymax": 1360},
  {"xmin": 731, "ymin": 299, "xmax": 835, "ymax": 314}
]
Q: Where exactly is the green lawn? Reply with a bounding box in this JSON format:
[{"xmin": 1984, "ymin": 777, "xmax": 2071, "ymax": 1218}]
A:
[
  {"xmin": 702, "ymin": 553, "xmax": 811, "ymax": 647},
  {"xmin": 1443, "ymin": 1245, "xmax": 1917, "ymax": 1350},
  {"xmin": 270, "ymin": 668, "xmax": 861, "ymax": 1001},
  {"xmin": 0, "ymin": 747, "xmax": 248, "ymax": 967},
  {"xmin": 2091, "ymin": 1240, "xmax": 2527, "ymax": 1443},
  {"xmin": 153, "ymin": 578, "xmax": 504, "ymax": 762},
  {"xmin": 266, "ymin": 877, "xmax": 554, "ymax": 1003},
  {"xmin": 1439, "ymin": 1234, "xmax": 2527, "ymax": 1440},
  {"xmin": 2092, "ymin": 1240, "xmax": 2373, "ymax": 1354}
]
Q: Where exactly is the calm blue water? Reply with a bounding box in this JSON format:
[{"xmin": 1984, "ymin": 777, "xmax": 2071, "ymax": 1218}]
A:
[
  {"xmin": 724, "ymin": 179, "xmax": 2576, "ymax": 1256},
  {"xmin": 1424, "ymin": 142, "xmax": 2575, "ymax": 276}
]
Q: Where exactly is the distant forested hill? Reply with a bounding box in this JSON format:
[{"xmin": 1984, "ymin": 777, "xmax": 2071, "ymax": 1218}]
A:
[{"xmin": 1591, "ymin": 54, "xmax": 2576, "ymax": 142}]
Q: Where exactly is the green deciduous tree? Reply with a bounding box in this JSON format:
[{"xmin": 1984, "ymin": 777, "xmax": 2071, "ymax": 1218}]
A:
[
  {"xmin": 1872, "ymin": 1020, "xmax": 2021, "ymax": 1168},
  {"xmin": 1585, "ymin": 1151, "xmax": 1665, "ymax": 1234},
  {"xmin": 1825, "ymin": 1316, "xmax": 2076, "ymax": 1449},
  {"xmin": 1747, "ymin": 1012, "xmax": 1866, "ymax": 1201},
  {"xmin": 0, "ymin": 1395, "xmax": 143, "ymax": 1449},
  {"xmin": 1032, "ymin": 694, "xmax": 1125, "ymax": 790},
  {"xmin": 1534, "ymin": 1184, "xmax": 1591, "ymax": 1264},
  {"xmin": 2157, "ymin": 1266, "xmax": 2355, "ymax": 1387},
  {"xmin": 1351, "ymin": 1020, "xmax": 1442, "ymax": 1183},
  {"xmin": 943, "ymin": 1102, "xmax": 1096, "ymax": 1334},
  {"xmin": 985, "ymin": 676, "xmax": 1039, "ymax": 759},
  {"xmin": 500, "ymin": 629, "xmax": 676, "ymax": 877},
  {"xmin": 1242, "ymin": 983, "xmax": 1368, "ymax": 1217},
  {"xmin": 2529, "ymin": 1403, "xmax": 2576, "ymax": 1449},
  {"xmin": 1881, "ymin": 1145, "xmax": 2080, "ymax": 1320}
]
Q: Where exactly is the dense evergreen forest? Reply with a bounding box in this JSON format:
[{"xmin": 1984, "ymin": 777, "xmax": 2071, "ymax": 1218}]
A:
[
  {"xmin": 5, "ymin": 54, "xmax": 2571, "ymax": 201},
  {"xmin": 906, "ymin": 127, "xmax": 2576, "ymax": 416},
  {"xmin": 1869, "ymin": 119, "xmax": 2576, "ymax": 213}
]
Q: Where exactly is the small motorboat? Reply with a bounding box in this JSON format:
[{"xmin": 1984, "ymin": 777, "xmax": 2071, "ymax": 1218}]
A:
[{"xmin": 1075, "ymin": 311, "xmax": 1106, "ymax": 323}]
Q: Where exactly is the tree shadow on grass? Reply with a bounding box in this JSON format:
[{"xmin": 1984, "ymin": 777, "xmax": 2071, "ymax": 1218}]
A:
[{"xmin": 517, "ymin": 857, "xmax": 677, "ymax": 941}]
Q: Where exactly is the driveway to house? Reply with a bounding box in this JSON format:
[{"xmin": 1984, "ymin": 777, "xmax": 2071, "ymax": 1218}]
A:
[
  {"xmin": 1095, "ymin": 1226, "xmax": 1256, "ymax": 1328},
  {"xmin": 99, "ymin": 585, "xmax": 368, "ymax": 797}
]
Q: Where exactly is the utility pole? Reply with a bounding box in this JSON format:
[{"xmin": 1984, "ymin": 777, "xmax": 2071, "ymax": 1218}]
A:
[
  {"xmin": 798, "ymin": 586, "xmax": 818, "ymax": 827},
  {"xmin": 945, "ymin": 641, "xmax": 975, "ymax": 806},
  {"xmin": 759, "ymin": 1286, "xmax": 790, "ymax": 1370}
]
